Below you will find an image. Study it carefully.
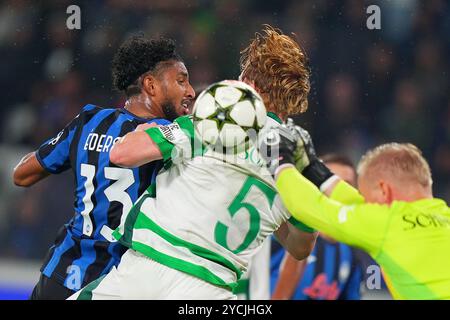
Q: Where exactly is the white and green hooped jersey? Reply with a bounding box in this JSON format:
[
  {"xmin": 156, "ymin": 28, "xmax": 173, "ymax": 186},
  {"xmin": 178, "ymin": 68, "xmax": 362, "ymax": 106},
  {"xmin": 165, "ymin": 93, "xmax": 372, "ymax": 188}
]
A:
[{"xmin": 112, "ymin": 114, "xmax": 312, "ymax": 291}]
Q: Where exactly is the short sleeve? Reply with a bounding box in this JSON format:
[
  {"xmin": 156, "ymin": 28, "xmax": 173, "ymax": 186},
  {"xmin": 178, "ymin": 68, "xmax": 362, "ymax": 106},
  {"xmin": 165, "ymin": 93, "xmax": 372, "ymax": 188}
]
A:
[
  {"xmin": 144, "ymin": 115, "xmax": 202, "ymax": 167},
  {"xmin": 36, "ymin": 105, "xmax": 91, "ymax": 173}
]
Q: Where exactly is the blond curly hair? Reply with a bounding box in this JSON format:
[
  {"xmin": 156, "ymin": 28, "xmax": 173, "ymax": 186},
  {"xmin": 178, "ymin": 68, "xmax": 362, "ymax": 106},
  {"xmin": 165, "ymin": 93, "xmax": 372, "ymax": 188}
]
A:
[{"xmin": 240, "ymin": 25, "xmax": 310, "ymax": 118}]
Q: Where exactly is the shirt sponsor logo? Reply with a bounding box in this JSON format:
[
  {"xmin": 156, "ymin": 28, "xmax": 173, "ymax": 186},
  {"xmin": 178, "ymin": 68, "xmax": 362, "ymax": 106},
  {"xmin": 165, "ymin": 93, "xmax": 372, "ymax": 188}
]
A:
[
  {"xmin": 159, "ymin": 123, "xmax": 181, "ymax": 142},
  {"xmin": 402, "ymin": 213, "xmax": 450, "ymax": 230}
]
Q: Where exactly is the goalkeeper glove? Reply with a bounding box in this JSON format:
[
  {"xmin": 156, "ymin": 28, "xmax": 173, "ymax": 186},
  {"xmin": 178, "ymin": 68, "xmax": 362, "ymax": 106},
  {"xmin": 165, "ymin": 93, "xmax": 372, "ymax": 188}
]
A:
[
  {"xmin": 259, "ymin": 124, "xmax": 298, "ymax": 176},
  {"xmin": 281, "ymin": 119, "xmax": 335, "ymax": 189}
]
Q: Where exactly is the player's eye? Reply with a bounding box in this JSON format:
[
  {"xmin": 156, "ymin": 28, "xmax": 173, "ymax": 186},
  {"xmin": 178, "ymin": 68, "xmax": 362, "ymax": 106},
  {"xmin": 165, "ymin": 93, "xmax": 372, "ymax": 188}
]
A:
[{"xmin": 178, "ymin": 75, "xmax": 189, "ymax": 84}]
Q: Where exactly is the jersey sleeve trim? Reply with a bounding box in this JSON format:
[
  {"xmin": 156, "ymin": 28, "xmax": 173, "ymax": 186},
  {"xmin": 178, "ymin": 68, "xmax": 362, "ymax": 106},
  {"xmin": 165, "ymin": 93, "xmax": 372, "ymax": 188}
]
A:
[
  {"xmin": 36, "ymin": 125, "xmax": 78, "ymax": 174},
  {"xmin": 175, "ymin": 115, "xmax": 206, "ymax": 158},
  {"xmin": 144, "ymin": 116, "xmax": 205, "ymax": 167},
  {"xmin": 144, "ymin": 127, "xmax": 174, "ymax": 163},
  {"xmin": 35, "ymin": 150, "xmax": 59, "ymax": 174},
  {"xmin": 288, "ymin": 216, "xmax": 316, "ymax": 233}
]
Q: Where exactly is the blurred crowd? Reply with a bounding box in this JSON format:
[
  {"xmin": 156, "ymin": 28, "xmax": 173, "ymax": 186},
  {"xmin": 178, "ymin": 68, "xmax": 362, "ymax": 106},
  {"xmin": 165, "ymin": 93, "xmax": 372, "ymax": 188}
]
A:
[{"xmin": 0, "ymin": 0, "xmax": 449, "ymax": 263}]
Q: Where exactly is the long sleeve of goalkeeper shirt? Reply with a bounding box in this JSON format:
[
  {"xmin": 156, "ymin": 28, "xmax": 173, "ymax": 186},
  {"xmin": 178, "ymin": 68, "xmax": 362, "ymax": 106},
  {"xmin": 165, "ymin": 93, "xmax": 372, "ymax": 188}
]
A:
[{"xmin": 276, "ymin": 167, "xmax": 390, "ymax": 258}]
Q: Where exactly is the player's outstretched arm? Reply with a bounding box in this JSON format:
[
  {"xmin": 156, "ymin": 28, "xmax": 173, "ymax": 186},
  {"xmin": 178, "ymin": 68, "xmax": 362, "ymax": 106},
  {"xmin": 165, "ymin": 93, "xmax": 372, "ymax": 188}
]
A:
[
  {"xmin": 261, "ymin": 119, "xmax": 342, "ymax": 196},
  {"xmin": 13, "ymin": 151, "xmax": 50, "ymax": 187},
  {"xmin": 110, "ymin": 127, "xmax": 163, "ymax": 168},
  {"xmin": 276, "ymin": 166, "xmax": 389, "ymax": 255},
  {"xmin": 274, "ymin": 221, "xmax": 317, "ymax": 260},
  {"xmin": 112, "ymin": 117, "xmax": 194, "ymax": 168}
]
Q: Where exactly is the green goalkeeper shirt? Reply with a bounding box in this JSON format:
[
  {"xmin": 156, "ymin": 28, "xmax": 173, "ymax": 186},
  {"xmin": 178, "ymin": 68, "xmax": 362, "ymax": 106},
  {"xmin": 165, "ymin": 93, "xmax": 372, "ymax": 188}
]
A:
[{"xmin": 276, "ymin": 167, "xmax": 450, "ymax": 300}]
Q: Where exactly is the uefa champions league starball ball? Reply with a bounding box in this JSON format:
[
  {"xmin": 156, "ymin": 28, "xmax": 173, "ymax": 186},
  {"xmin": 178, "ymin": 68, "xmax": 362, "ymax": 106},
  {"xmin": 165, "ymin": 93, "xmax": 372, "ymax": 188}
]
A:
[{"xmin": 192, "ymin": 80, "xmax": 266, "ymax": 153}]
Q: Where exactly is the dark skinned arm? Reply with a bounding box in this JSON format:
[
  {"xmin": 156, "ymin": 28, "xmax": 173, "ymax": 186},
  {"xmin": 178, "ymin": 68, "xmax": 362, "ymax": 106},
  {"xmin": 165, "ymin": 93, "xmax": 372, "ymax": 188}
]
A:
[{"xmin": 13, "ymin": 151, "xmax": 50, "ymax": 187}]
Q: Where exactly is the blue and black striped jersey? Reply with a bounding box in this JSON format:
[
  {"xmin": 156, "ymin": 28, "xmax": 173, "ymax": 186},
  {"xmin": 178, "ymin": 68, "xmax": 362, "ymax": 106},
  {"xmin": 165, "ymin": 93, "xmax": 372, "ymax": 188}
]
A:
[
  {"xmin": 270, "ymin": 236, "xmax": 363, "ymax": 300},
  {"xmin": 36, "ymin": 104, "xmax": 171, "ymax": 290}
]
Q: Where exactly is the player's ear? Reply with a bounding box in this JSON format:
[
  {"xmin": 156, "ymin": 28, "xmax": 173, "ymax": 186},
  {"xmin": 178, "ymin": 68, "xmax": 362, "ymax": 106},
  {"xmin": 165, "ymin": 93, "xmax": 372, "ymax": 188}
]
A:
[
  {"xmin": 142, "ymin": 75, "xmax": 157, "ymax": 96},
  {"xmin": 379, "ymin": 180, "xmax": 393, "ymax": 204}
]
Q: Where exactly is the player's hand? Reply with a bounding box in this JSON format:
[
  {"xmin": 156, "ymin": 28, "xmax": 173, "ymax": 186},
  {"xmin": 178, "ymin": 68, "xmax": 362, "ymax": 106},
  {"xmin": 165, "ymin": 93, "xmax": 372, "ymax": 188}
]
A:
[
  {"xmin": 284, "ymin": 118, "xmax": 317, "ymax": 172},
  {"xmin": 259, "ymin": 121, "xmax": 300, "ymax": 175},
  {"xmin": 284, "ymin": 119, "xmax": 334, "ymax": 188}
]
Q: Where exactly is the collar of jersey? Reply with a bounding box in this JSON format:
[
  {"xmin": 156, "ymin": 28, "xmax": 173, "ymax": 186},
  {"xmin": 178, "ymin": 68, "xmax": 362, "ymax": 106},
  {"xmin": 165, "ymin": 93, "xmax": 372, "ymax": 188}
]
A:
[
  {"xmin": 121, "ymin": 107, "xmax": 161, "ymax": 122},
  {"xmin": 267, "ymin": 112, "xmax": 282, "ymax": 124},
  {"xmin": 411, "ymin": 197, "xmax": 448, "ymax": 209}
]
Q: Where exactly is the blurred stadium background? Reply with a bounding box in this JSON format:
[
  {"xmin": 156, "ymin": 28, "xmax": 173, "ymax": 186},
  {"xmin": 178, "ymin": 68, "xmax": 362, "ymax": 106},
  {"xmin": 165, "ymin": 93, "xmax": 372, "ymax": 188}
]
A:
[{"xmin": 0, "ymin": 0, "xmax": 448, "ymax": 299}]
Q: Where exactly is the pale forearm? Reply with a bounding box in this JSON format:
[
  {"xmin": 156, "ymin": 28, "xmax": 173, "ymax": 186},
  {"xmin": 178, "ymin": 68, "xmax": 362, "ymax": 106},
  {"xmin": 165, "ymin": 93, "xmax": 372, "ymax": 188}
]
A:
[{"xmin": 110, "ymin": 131, "xmax": 162, "ymax": 168}]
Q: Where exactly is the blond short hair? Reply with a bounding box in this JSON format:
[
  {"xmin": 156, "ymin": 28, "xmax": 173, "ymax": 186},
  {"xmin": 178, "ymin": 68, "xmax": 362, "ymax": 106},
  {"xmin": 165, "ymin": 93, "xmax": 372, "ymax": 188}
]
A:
[
  {"xmin": 357, "ymin": 143, "xmax": 433, "ymax": 188},
  {"xmin": 239, "ymin": 25, "xmax": 310, "ymax": 116}
]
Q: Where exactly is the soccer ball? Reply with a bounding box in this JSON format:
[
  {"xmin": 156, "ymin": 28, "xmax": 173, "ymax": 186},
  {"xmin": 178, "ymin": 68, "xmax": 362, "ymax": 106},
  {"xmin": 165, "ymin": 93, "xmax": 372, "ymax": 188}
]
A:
[{"xmin": 192, "ymin": 80, "xmax": 266, "ymax": 152}]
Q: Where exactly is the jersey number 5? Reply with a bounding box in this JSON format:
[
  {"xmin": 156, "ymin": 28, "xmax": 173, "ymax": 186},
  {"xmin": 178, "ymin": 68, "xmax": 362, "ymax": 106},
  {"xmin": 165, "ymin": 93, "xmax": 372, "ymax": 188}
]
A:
[{"xmin": 214, "ymin": 177, "xmax": 276, "ymax": 254}]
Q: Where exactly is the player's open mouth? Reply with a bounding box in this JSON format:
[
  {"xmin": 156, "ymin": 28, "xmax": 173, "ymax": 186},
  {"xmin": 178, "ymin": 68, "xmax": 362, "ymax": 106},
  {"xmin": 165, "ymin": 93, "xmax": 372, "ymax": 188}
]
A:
[{"xmin": 181, "ymin": 100, "xmax": 191, "ymax": 114}]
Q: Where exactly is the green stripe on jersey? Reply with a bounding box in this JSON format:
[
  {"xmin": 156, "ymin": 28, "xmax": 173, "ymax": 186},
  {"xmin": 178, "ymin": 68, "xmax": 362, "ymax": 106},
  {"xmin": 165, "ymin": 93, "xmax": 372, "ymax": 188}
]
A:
[
  {"xmin": 146, "ymin": 182, "xmax": 157, "ymax": 197},
  {"xmin": 266, "ymin": 112, "xmax": 282, "ymax": 124},
  {"xmin": 145, "ymin": 127, "xmax": 174, "ymax": 163},
  {"xmin": 288, "ymin": 216, "xmax": 316, "ymax": 233},
  {"xmin": 144, "ymin": 115, "xmax": 205, "ymax": 169},
  {"xmin": 76, "ymin": 275, "xmax": 106, "ymax": 300},
  {"xmin": 132, "ymin": 241, "xmax": 238, "ymax": 291},
  {"xmin": 233, "ymin": 278, "xmax": 249, "ymax": 297},
  {"xmin": 114, "ymin": 192, "xmax": 154, "ymax": 247},
  {"xmin": 133, "ymin": 212, "xmax": 243, "ymax": 279},
  {"xmin": 175, "ymin": 115, "xmax": 206, "ymax": 158}
]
